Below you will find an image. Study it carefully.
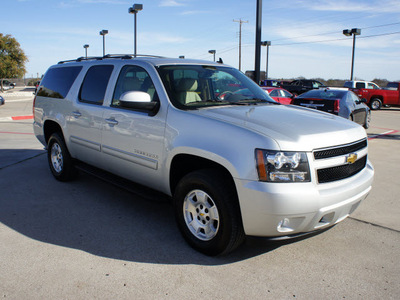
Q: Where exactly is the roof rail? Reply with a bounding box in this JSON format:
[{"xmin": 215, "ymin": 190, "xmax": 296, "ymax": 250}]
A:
[{"xmin": 58, "ymin": 54, "xmax": 165, "ymax": 64}]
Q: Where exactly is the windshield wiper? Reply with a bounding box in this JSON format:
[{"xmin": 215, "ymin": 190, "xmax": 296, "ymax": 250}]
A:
[{"xmin": 234, "ymin": 98, "xmax": 279, "ymax": 105}]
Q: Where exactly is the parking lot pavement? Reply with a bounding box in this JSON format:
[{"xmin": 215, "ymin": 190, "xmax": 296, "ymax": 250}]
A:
[{"xmin": 0, "ymin": 100, "xmax": 399, "ymax": 299}]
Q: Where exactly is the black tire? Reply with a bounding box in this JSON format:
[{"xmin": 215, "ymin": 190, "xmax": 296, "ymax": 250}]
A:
[
  {"xmin": 47, "ymin": 133, "xmax": 77, "ymax": 181},
  {"xmin": 363, "ymin": 111, "xmax": 371, "ymax": 129},
  {"xmin": 370, "ymin": 98, "xmax": 382, "ymax": 110},
  {"xmin": 174, "ymin": 169, "xmax": 245, "ymax": 256}
]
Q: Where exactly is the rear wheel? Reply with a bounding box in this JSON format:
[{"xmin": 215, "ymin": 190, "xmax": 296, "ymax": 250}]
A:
[
  {"xmin": 370, "ymin": 98, "xmax": 382, "ymax": 110},
  {"xmin": 47, "ymin": 133, "xmax": 77, "ymax": 181},
  {"xmin": 174, "ymin": 169, "xmax": 245, "ymax": 256}
]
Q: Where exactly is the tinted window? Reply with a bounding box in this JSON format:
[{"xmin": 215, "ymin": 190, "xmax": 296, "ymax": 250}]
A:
[
  {"xmin": 298, "ymin": 89, "xmax": 345, "ymax": 99},
  {"xmin": 344, "ymin": 81, "xmax": 352, "ymax": 88},
  {"xmin": 355, "ymin": 82, "xmax": 365, "ymax": 89},
  {"xmin": 37, "ymin": 66, "xmax": 82, "ymax": 99},
  {"xmin": 79, "ymin": 65, "xmax": 113, "ymax": 105},
  {"xmin": 269, "ymin": 90, "xmax": 280, "ymax": 97}
]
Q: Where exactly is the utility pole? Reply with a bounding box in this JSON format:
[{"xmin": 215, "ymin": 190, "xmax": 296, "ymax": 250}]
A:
[
  {"xmin": 233, "ymin": 19, "xmax": 248, "ymax": 71},
  {"xmin": 254, "ymin": 0, "xmax": 262, "ymax": 84}
]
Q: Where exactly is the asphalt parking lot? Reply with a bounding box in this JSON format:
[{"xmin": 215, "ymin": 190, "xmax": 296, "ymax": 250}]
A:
[{"xmin": 1, "ymin": 88, "xmax": 399, "ymax": 299}]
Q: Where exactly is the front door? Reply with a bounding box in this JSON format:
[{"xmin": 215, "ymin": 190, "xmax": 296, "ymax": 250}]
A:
[{"xmin": 101, "ymin": 65, "xmax": 166, "ymax": 189}]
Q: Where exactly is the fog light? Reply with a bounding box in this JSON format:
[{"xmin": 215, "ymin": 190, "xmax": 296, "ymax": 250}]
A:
[{"xmin": 277, "ymin": 218, "xmax": 294, "ymax": 233}]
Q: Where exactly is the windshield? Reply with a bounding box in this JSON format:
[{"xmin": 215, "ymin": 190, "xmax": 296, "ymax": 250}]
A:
[
  {"xmin": 298, "ymin": 89, "xmax": 346, "ymax": 99},
  {"xmin": 157, "ymin": 65, "xmax": 276, "ymax": 109}
]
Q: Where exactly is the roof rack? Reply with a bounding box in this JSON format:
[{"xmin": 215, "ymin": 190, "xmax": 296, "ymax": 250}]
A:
[{"xmin": 58, "ymin": 54, "xmax": 165, "ymax": 64}]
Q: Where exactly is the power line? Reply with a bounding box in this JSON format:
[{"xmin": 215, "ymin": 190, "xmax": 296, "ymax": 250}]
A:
[
  {"xmin": 272, "ymin": 31, "xmax": 400, "ymax": 46},
  {"xmin": 271, "ymin": 22, "xmax": 400, "ymax": 42}
]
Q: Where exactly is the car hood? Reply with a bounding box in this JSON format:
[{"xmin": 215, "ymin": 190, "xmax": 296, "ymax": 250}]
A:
[{"xmin": 192, "ymin": 104, "xmax": 366, "ymax": 151}]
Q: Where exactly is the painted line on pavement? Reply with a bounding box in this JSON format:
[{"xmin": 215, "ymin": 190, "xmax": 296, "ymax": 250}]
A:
[
  {"xmin": 368, "ymin": 130, "xmax": 399, "ymax": 140},
  {"xmin": 0, "ymin": 115, "xmax": 33, "ymax": 122}
]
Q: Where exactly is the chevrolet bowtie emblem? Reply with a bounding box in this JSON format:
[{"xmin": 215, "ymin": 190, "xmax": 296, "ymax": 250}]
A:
[{"xmin": 346, "ymin": 153, "xmax": 358, "ymax": 164}]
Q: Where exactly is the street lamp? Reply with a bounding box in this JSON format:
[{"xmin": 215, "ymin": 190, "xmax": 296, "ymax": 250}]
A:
[
  {"xmin": 129, "ymin": 3, "xmax": 143, "ymax": 57},
  {"xmin": 99, "ymin": 29, "xmax": 108, "ymax": 56},
  {"xmin": 83, "ymin": 44, "xmax": 89, "ymax": 59},
  {"xmin": 208, "ymin": 50, "xmax": 216, "ymax": 62},
  {"xmin": 261, "ymin": 41, "xmax": 271, "ymax": 80},
  {"xmin": 343, "ymin": 28, "xmax": 361, "ymax": 81}
]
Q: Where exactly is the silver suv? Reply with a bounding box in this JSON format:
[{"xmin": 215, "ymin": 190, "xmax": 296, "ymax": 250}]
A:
[{"xmin": 33, "ymin": 55, "xmax": 374, "ymax": 255}]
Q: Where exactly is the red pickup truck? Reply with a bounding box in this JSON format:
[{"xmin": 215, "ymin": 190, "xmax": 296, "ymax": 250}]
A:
[{"xmin": 354, "ymin": 82, "xmax": 400, "ymax": 110}]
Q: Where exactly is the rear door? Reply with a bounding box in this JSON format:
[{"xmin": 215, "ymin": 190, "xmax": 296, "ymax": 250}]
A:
[{"xmin": 67, "ymin": 64, "xmax": 114, "ymax": 166}]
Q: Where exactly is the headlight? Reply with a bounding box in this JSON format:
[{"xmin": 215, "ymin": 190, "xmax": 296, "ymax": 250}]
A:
[{"xmin": 255, "ymin": 149, "xmax": 310, "ymax": 182}]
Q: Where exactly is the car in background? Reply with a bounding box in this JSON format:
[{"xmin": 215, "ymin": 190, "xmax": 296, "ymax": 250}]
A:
[
  {"xmin": 260, "ymin": 79, "xmax": 281, "ymax": 87},
  {"xmin": 280, "ymin": 79, "xmax": 327, "ymax": 96},
  {"xmin": 0, "ymin": 95, "xmax": 4, "ymax": 105},
  {"xmin": 1, "ymin": 80, "xmax": 16, "ymax": 91},
  {"xmin": 292, "ymin": 88, "xmax": 371, "ymax": 129},
  {"xmin": 34, "ymin": 81, "xmax": 41, "ymax": 94},
  {"xmin": 262, "ymin": 87, "xmax": 293, "ymax": 105},
  {"xmin": 344, "ymin": 81, "xmax": 380, "ymax": 90}
]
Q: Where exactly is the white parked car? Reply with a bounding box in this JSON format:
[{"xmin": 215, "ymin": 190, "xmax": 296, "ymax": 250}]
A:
[{"xmin": 33, "ymin": 55, "xmax": 374, "ymax": 255}]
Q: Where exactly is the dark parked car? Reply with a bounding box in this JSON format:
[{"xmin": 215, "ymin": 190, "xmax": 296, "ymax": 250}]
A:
[
  {"xmin": 0, "ymin": 95, "xmax": 4, "ymax": 105},
  {"xmin": 292, "ymin": 88, "xmax": 371, "ymax": 129},
  {"xmin": 280, "ymin": 79, "xmax": 326, "ymax": 95}
]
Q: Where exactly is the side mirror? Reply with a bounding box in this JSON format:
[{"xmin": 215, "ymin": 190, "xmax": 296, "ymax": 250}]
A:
[{"xmin": 119, "ymin": 91, "xmax": 159, "ymax": 115}]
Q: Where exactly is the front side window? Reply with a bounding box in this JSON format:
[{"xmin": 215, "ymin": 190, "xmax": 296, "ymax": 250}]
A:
[
  {"xmin": 112, "ymin": 65, "xmax": 158, "ymax": 108},
  {"xmin": 79, "ymin": 65, "xmax": 114, "ymax": 105},
  {"xmin": 367, "ymin": 82, "xmax": 379, "ymax": 89},
  {"xmin": 157, "ymin": 65, "xmax": 275, "ymax": 109},
  {"xmin": 282, "ymin": 90, "xmax": 292, "ymax": 97},
  {"xmin": 37, "ymin": 66, "xmax": 82, "ymax": 99}
]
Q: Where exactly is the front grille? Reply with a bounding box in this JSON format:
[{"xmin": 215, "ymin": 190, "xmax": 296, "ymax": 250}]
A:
[
  {"xmin": 317, "ymin": 156, "xmax": 367, "ymax": 183},
  {"xmin": 314, "ymin": 139, "xmax": 367, "ymax": 160}
]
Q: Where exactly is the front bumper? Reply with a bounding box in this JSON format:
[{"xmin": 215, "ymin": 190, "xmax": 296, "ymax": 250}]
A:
[{"xmin": 235, "ymin": 160, "xmax": 374, "ymax": 237}]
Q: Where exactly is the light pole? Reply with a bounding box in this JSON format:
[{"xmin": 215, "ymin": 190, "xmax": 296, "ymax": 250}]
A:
[
  {"xmin": 83, "ymin": 44, "xmax": 89, "ymax": 59},
  {"xmin": 208, "ymin": 50, "xmax": 216, "ymax": 62},
  {"xmin": 99, "ymin": 30, "xmax": 108, "ymax": 56},
  {"xmin": 129, "ymin": 3, "xmax": 143, "ymax": 57},
  {"xmin": 261, "ymin": 41, "xmax": 271, "ymax": 80},
  {"xmin": 343, "ymin": 28, "xmax": 361, "ymax": 81}
]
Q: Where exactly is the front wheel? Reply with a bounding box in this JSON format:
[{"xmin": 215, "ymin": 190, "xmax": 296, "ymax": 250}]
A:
[
  {"xmin": 370, "ymin": 98, "xmax": 382, "ymax": 110},
  {"xmin": 363, "ymin": 111, "xmax": 371, "ymax": 129},
  {"xmin": 47, "ymin": 133, "xmax": 77, "ymax": 181},
  {"xmin": 174, "ymin": 169, "xmax": 245, "ymax": 256}
]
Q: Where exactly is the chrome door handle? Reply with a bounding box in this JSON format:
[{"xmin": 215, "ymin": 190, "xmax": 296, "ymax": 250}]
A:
[
  {"xmin": 105, "ymin": 118, "xmax": 119, "ymax": 126},
  {"xmin": 72, "ymin": 111, "xmax": 82, "ymax": 118}
]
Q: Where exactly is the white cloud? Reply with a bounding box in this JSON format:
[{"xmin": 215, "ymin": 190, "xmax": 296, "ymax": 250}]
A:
[
  {"xmin": 299, "ymin": 0, "xmax": 400, "ymax": 13},
  {"xmin": 159, "ymin": 0, "xmax": 186, "ymax": 7}
]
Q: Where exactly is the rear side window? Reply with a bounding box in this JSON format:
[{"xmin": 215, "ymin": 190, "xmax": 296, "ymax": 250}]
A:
[
  {"xmin": 79, "ymin": 65, "xmax": 114, "ymax": 105},
  {"xmin": 37, "ymin": 66, "xmax": 82, "ymax": 99}
]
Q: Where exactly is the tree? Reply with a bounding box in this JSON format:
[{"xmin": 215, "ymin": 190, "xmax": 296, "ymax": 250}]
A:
[{"xmin": 0, "ymin": 33, "xmax": 28, "ymax": 91}]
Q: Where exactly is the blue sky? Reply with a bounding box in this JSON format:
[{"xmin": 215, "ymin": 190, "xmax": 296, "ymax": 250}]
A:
[{"xmin": 3, "ymin": 0, "xmax": 400, "ymax": 81}]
